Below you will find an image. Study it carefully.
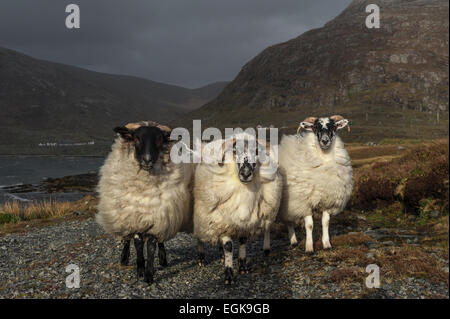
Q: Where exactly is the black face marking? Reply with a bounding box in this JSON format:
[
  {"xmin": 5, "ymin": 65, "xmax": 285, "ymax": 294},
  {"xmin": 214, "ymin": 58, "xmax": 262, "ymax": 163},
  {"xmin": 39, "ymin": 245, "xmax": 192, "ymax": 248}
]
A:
[
  {"xmin": 115, "ymin": 126, "xmax": 169, "ymax": 171},
  {"xmin": 233, "ymin": 139, "xmax": 258, "ymax": 183},
  {"xmin": 223, "ymin": 241, "xmax": 233, "ymax": 252},
  {"xmin": 313, "ymin": 118, "xmax": 337, "ymax": 150}
]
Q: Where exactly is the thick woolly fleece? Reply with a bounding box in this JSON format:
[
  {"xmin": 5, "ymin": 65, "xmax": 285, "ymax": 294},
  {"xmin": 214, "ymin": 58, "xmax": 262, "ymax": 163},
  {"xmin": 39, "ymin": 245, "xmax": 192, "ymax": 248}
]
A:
[
  {"xmin": 96, "ymin": 138, "xmax": 193, "ymax": 242},
  {"xmin": 277, "ymin": 132, "xmax": 353, "ymax": 224},
  {"xmin": 193, "ymin": 135, "xmax": 282, "ymax": 246}
]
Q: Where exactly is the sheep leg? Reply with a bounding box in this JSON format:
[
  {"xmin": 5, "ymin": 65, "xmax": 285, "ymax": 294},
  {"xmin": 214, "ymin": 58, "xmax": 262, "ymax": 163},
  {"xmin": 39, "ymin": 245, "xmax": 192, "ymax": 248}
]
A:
[
  {"xmin": 219, "ymin": 244, "xmax": 224, "ymax": 264},
  {"xmin": 120, "ymin": 238, "xmax": 131, "ymax": 266},
  {"xmin": 322, "ymin": 211, "xmax": 332, "ymax": 250},
  {"xmin": 304, "ymin": 215, "xmax": 314, "ymax": 254},
  {"xmin": 158, "ymin": 242, "xmax": 168, "ymax": 267},
  {"xmin": 144, "ymin": 235, "xmax": 157, "ymax": 284},
  {"xmin": 238, "ymin": 237, "xmax": 250, "ymax": 274},
  {"xmin": 263, "ymin": 229, "xmax": 271, "ymax": 256},
  {"xmin": 197, "ymin": 240, "xmax": 206, "ymax": 267},
  {"xmin": 133, "ymin": 234, "xmax": 145, "ymax": 279},
  {"xmin": 288, "ymin": 225, "xmax": 298, "ymax": 248},
  {"xmin": 222, "ymin": 236, "xmax": 234, "ymax": 285}
]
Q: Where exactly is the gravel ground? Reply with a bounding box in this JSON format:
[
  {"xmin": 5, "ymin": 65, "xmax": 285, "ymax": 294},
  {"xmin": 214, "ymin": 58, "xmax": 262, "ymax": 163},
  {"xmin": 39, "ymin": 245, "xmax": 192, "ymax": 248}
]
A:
[{"xmin": 0, "ymin": 216, "xmax": 448, "ymax": 299}]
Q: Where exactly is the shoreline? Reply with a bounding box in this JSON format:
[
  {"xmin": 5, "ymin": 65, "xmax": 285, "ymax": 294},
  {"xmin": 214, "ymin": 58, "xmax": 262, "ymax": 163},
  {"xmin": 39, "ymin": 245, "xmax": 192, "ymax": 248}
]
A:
[{"xmin": 0, "ymin": 154, "xmax": 105, "ymax": 158}]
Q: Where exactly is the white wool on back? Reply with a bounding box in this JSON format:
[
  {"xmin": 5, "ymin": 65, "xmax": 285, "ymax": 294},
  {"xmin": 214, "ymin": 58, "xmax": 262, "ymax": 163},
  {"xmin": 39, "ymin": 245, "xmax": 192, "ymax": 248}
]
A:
[
  {"xmin": 277, "ymin": 132, "xmax": 353, "ymax": 224},
  {"xmin": 193, "ymin": 135, "xmax": 282, "ymax": 245},
  {"xmin": 96, "ymin": 138, "xmax": 193, "ymax": 242}
]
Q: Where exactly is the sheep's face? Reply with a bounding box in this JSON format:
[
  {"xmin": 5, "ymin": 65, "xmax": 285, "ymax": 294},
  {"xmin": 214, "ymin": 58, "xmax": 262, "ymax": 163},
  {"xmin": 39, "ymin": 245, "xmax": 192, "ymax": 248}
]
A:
[
  {"xmin": 300, "ymin": 116, "xmax": 348, "ymax": 150},
  {"xmin": 114, "ymin": 126, "xmax": 170, "ymax": 171},
  {"xmin": 233, "ymin": 141, "xmax": 259, "ymax": 184}
]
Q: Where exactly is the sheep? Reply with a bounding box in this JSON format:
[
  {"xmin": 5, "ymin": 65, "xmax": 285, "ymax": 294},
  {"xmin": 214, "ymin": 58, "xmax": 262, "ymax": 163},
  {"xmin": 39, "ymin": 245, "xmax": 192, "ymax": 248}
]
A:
[
  {"xmin": 265, "ymin": 115, "xmax": 353, "ymax": 253},
  {"xmin": 96, "ymin": 121, "xmax": 193, "ymax": 284},
  {"xmin": 193, "ymin": 133, "xmax": 282, "ymax": 284}
]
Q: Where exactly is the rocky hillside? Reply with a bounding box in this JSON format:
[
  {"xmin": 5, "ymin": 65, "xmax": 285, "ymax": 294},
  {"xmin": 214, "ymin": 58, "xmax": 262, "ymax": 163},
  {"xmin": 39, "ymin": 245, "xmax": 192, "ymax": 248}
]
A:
[
  {"xmin": 179, "ymin": 0, "xmax": 449, "ymax": 142},
  {"xmin": 0, "ymin": 48, "xmax": 227, "ymax": 154}
]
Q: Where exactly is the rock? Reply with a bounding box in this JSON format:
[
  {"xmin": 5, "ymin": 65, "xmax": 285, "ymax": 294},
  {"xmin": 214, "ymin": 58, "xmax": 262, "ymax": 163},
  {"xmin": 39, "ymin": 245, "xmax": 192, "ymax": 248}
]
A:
[{"xmin": 365, "ymin": 241, "xmax": 379, "ymax": 249}]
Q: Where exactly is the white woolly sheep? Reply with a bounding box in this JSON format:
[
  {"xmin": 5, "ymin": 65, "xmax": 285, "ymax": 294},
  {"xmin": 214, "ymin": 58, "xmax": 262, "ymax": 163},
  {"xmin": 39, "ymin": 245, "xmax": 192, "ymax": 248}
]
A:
[
  {"xmin": 96, "ymin": 121, "xmax": 193, "ymax": 284},
  {"xmin": 193, "ymin": 133, "xmax": 282, "ymax": 284},
  {"xmin": 265, "ymin": 115, "xmax": 353, "ymax": 253}
]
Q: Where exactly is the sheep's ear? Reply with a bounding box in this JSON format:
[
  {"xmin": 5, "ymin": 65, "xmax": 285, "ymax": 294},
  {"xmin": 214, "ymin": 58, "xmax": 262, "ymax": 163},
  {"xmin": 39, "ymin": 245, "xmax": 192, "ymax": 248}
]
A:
[
  {"xmin": 300, "ymin": 122, "xmax": 314, "ymax": 131},
  {"xmin": 334, "ymin": 119, "xmax": 349, "ymax": 131},
  {"xmin": 114, "ymin": 126, "xmax": 134, "ymax": 141},
  {"xmin": 162, "ymin": 130, "xmax": 171, "ymax": 143}
]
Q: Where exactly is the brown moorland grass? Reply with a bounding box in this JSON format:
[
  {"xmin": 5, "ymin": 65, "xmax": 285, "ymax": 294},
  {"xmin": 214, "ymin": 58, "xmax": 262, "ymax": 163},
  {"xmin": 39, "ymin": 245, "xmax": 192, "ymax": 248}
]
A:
[{"xmin": 351, "ymin": 139, "xmax": 449, "ymax": 213}]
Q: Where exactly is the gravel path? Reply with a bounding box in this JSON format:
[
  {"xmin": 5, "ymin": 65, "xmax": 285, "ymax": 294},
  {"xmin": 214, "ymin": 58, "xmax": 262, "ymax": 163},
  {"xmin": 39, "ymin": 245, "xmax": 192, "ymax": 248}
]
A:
[{"xmin": 0, "ymin": 217, "xmax": 448, "ymax": 299}]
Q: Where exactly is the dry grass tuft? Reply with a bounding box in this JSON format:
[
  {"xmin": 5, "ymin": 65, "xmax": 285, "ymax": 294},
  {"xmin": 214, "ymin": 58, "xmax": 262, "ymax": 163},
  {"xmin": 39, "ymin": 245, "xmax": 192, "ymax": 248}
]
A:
[
  {"xmin": 0, "ymin": 201, "xmax": 74, "ymax": 223},
  {"xmin": 0, "ymin": 195, "xmax": 98, "ymax": 226}
]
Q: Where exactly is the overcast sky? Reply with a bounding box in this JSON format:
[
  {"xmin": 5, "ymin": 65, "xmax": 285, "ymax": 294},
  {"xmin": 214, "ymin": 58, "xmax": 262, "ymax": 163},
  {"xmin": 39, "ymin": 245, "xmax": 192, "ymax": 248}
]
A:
[{"xmin": 0, "ymin": 0, "xmax": 351, "ymax": 88}]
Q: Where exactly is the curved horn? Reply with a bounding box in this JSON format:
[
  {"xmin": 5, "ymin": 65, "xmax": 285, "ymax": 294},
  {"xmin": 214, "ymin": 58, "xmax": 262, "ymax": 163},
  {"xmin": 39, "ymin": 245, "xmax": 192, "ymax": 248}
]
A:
[
  {"xmin": 330, "ymin": 115, "xmax": 350, "ymax": 132},
  {"xmin": 330, "ymin": 115, "xmax": 344, "ymax": 122},
  {"xmin": 125, "ymin": 121, "xmax": 171, "ymax": 133},
  {"xmin": 296, "ymin": 117, "xmax": 317, "ymax": 135},
  {"xmin": 146, "ymin": 120, "xmax": 171, "ymax": 133},
  {"xmin": 124, "ymin": 121, "xmax": 146, "ymax": 130}
]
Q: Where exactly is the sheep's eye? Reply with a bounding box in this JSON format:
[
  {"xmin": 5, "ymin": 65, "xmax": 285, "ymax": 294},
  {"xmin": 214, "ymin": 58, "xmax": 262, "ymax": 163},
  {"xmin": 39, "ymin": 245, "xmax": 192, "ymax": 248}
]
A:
[{"xmin": 133, "ymin": 136, "xmax": 140, "ymax": 145}]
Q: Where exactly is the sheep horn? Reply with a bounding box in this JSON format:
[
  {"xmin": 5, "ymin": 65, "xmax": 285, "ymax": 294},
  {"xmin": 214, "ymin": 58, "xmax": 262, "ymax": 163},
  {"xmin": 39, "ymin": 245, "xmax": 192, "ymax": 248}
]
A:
[
  {"xmin": 296, "ymin": 117, "xmax": 317, "ymax": 135},
  {"xmin": 125, "ymin": 121, "xmax": 172, "ymax": 133},
  {"xmin": 330, "ymin": 115, "xmax": 344, "ymax": 122},
  {"xmin": 124, "ymin": 121, "xmax": 145, "ymax": 130},
  {"xmin": 330, "ymin": 115, "xmax": 350, "ymax": 132},
  {"xmin": 145, "ymin": 121, "xmax": 172, "ymax": 133}
]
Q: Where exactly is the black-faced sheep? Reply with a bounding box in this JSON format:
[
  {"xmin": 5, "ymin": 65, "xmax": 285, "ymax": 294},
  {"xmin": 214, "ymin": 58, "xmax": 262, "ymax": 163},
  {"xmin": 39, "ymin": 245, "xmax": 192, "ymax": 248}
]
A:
[
  {"xmin": 193, "ymin": 133, "xmax": 282, "ymax": 284},
  {"xmin": 96, "ymin": 121, "xmax": 193, "ymax": 284},
  {"xmin": 265, "ymin": 115, "xmax": 353, "ymax": 253}
]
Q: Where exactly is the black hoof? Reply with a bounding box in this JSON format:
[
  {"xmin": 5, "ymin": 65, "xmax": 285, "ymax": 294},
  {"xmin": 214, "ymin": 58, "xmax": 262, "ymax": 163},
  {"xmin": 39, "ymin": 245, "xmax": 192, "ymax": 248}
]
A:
[
  {"xmin": 120, "ymin": 240, "xmax": 131, "ymax": 266},
  {"xmin": 158, "ymin": 243, "xmax": 168, "ymax": 267},
  {"xmin": 289, "ymin": 243, "xmax": 298, "ymax": 250},
  {"xmin": 323, "ymin": 246, "xmax": 332, "ymax": 251},
  {"xmin": 263, "ymin": 249, "xmax": 271, "ymax": 257},
  {"xmin": 224, "ymin": 267, "xmax": 234, "ymax": 285},
  {"xmin": 305, "ymin": 250, "xmax": 315, "ymax": 256},
  {"xmin": 144, "ymin": 270, "xmax": 154, "ymax": 285},
  {"xmin": 238, "ymin": 258, "xmax": 250, "ymax": 274},
  {"xmin": 159, "ymin": 259, "xmax": 168, "ymax": 268},
  {"xmin": 136, "ymin": 262, "xmax": 145, "ymax": 279},
  {"xmin": 120, "ymin": 254, "xmax": 129, "ymax": 266},
  {"xmin": 198, "ymin": 253, "xmax": 206, "ymax": 267}
]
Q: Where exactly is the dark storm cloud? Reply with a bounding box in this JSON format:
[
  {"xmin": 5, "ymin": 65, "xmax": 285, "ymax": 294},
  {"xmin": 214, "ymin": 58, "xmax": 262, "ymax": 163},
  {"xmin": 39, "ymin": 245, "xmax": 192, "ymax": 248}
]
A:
[{"xmin": 0, "ymin": 0, "xmax": 351, "ymax": 88}]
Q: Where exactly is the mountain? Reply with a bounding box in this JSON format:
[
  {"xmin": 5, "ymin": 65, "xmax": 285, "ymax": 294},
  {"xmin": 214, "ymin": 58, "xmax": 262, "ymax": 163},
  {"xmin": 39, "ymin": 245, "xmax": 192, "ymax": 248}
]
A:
[
  {"xmin": 0, "ymin": 47, "xmax": 227, "ymax": 154},
  {"xmin": 179, "ymin": 0, "xmax": 449, "ymax": 142}
]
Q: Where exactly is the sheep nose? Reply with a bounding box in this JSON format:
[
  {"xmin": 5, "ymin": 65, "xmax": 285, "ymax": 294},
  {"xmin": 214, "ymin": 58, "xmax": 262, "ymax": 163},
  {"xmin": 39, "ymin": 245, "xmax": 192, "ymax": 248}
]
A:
[
  {"xmin": 322, "ymin": 139, "xmax": 329, "ymax": 145},
  {"xmin": 143, "ymin": 154, "xmax": 152, "ymax": 164},
  {"xmin": 240, "ymin": 166, "xmax": 252, "ymax": 179}
]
